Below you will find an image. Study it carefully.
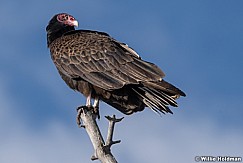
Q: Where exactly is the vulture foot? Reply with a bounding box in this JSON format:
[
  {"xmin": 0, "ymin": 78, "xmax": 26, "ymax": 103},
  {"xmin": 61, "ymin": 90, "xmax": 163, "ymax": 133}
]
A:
[{"xmin": 76, "ymin": 105, "xmax": 100, "ymax": 127}]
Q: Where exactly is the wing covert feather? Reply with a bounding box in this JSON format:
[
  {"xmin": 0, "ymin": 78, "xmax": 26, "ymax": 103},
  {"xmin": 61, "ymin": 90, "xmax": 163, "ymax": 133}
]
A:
[{"xmin": 51, "ymin": 31, "xmax": 165, "ymax": 90}]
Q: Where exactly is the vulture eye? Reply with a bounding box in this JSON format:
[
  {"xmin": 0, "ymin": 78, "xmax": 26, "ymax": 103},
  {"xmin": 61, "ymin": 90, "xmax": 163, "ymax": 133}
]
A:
[
  {"xmin": 57, "ymin": 14, "xmax": 69, "ymax": 22},
  {"xmin": 56, "ymin": 14, "xmax": 77, "ymax": 27}
]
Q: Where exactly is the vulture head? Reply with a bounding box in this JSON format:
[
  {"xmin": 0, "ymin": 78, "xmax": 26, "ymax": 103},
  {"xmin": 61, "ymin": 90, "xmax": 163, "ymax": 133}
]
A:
[{"xmin": 46, "ymin": 13, "xmax": 78, "ymax": 46}]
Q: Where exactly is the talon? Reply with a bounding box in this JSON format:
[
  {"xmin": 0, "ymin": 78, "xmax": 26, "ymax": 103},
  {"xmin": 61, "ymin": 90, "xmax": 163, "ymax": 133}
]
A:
[
  {"xmin": 76, "ymin": 106, "xmax": 85, "ymax": 127},
  {"xmin": 94, "ymin": 107, "xmax": 100, "ymax": 120},
  {"xmin": 86, "ymin": 105, "xmax": 100, "ymax": 120},
  {"xmin": 76, "ymin": 105, "xmax": 100, "ymax": 127}
]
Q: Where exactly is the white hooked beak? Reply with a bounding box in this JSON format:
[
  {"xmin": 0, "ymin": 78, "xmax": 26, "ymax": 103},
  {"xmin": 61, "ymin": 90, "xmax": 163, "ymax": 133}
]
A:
[{"xmin": 72, "ymin": 20, "xmax": 79, "ymax": 27}]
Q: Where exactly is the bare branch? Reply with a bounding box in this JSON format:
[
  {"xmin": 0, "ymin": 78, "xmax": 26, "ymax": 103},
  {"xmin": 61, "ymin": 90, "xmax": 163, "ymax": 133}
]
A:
[
  {"xmin": 105, "ymin": 115, "xmax": 124, "ymax": 147},
  {"xmin": 77, "ymin": 106, "xmax": 122, "ymax": 163}
]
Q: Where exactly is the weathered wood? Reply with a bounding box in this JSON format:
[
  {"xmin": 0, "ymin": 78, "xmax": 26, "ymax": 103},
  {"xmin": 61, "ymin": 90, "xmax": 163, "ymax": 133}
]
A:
[
  {"xmin": 105, "ymin": 115, "xmax": 124, "ymax": 147},
  {"xmin": 79, "ymin": 107, "xmax": 122, "ymax": 163}
]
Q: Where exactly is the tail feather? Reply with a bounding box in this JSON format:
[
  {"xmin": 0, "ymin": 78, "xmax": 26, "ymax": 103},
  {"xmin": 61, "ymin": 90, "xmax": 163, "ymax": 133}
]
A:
[
  {"xmin": 142, "ymin": 87, "xmax": 178, "ymax": 107},
  {"xmin": 143, "ymin": 80, "xmax": 186, "ymax": 97},
  {"xmin": 132, "ymin": 87, "xmax": 173, "ymax": 114},
  {"xmin": 131, "ymin": 79, "xmax": 186, "ymax": 114},
  {"xmin": 139, "ymin": 87, "xmax": 172, "ymax": 113},
  {"xmin": 132, "ymin": 88, "xmax": 166, "ymax": 115},
  {"xmin": 98, "ymin": 79, "xmax": 185, "ymax": 115}
]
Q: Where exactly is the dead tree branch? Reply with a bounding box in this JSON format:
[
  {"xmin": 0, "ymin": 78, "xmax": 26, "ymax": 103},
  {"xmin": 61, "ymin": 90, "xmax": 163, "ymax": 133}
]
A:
[
  {"xmin": 77, "ymin": 106, "xmax": 123, "ymax": 163},
  {"xmin": 105, "ymin": 115, "xmax": 124, "ymax": 148}
]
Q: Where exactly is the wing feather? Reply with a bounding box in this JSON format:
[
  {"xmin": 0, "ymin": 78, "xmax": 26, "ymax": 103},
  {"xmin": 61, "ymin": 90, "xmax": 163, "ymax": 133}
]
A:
[
  {"xmin": 51, "ymin": 31, "xmax": 166, "ymax": 90},
  {"xmin": 83, "ymin": 72, "xmax": 124, "ymax": 90}
]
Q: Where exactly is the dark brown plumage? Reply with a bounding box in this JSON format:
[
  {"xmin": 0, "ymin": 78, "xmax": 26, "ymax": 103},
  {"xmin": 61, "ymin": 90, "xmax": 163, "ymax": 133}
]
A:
[{"xmin": 46, "ymin": 13, "xmax": 186, "ymax": 115}]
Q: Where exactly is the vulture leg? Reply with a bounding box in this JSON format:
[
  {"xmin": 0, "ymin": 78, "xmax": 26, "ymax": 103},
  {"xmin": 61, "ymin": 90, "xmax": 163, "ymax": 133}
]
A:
[
  {"xmin": 76, "ymin": 92, "xmax": 100, "ymax": 126},
  {"xmin": 87, "ymin": 91, "xmax": 100, "ymax": 119},
  {"xmin": 86, "ymin": 91, "xmax": 92, "ymax": 107},
  {"xmin": 76, "ymin": 91, "xmax": 92, "ymax": 127},
  {"xmin": 93, "ymin": 96, "xmax": 100, "ymax": 119}
]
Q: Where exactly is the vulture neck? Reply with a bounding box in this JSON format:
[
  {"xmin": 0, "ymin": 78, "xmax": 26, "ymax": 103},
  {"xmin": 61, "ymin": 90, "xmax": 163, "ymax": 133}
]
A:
[{"xmin": 47, "ymin": 25, "xmax": 75, "ymax": 47}]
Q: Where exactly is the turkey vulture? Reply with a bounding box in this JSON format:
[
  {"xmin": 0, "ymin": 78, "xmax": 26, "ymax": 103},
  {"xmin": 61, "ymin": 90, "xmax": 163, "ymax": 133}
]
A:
[{"xmin": 46, "ymin": 13, "xmax": 185, "ymax": 117}]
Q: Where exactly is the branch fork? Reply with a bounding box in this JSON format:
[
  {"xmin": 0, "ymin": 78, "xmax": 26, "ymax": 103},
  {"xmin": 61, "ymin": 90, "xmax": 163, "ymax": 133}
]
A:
[{"xmin": 105, "ymin": 115, "xmax": 124, "ymax": 148}]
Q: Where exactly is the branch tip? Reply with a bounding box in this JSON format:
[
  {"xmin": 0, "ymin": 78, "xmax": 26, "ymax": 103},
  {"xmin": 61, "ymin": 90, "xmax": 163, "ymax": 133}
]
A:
[
  {"xmin": 91, "ymin": 155, "xmax": 98, "ymax": 161},
  {"xmin": 112, "ymin": 140, "xmax": 121, "ymax": 144},
  {"xmin": 105, "ymin": 115, "xmax": 124, "ymax": 123}
]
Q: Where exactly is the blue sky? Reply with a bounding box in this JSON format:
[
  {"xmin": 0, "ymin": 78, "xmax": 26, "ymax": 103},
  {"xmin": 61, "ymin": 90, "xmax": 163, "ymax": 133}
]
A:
[{"xmin": 0, "ymin": 0, "xmax": 243, "ymax": 162}]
